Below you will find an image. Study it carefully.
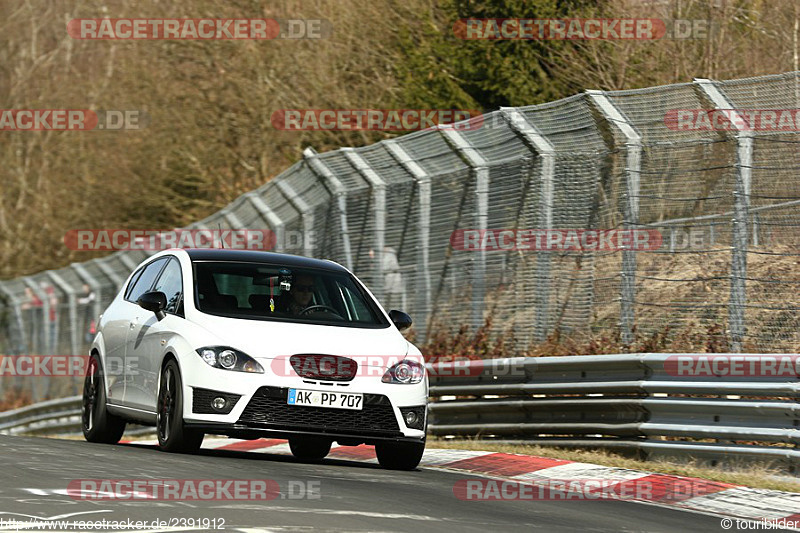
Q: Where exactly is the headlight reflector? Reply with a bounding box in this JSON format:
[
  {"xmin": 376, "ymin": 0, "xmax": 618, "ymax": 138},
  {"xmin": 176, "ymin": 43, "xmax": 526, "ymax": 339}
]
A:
[
  {"xmin": 219, "ymin": 349, "xmax": 237, "ymax": 369},
  {"xmin": 195, "ymin": 346, "xmax": 264, "ymax": 373},
  {"xmin": 382, "ymin": 359, "xmax": 424, "ymax": 384}
]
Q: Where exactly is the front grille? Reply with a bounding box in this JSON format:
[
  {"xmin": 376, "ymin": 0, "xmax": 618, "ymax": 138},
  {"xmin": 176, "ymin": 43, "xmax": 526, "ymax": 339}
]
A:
[
  {"xmin": 290, "ymin": 354, "xmax": 357, "ymax": 382},
  {"xmin": 238, "ymin": 386, "xmax": 401, "ymax": 437}
]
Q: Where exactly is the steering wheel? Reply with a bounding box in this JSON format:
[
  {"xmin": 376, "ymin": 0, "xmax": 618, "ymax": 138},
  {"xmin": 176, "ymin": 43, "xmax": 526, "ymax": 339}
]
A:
[{"xmin": 299, "ymin": 304, "xmax": 343, "ymax": 318}]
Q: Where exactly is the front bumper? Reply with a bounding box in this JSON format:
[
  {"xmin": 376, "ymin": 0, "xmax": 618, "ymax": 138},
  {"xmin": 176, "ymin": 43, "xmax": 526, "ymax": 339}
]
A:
[
  {"xmin": 186, "ymin": 386, "xmax": 425, "ymax": 445},
  {"xmin": 183, "ymin": 370, "xmax": 427, "ymax": 444}
]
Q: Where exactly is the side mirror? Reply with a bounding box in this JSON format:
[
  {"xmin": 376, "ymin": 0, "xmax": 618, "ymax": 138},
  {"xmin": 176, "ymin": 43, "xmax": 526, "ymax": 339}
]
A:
[
  {"xmin": 388, "ymin": 310, "xmax": 412, "ymax": 331},
  {"xmin": 137, "ymin": 291, "xmax": 167, "ymax": 321}
]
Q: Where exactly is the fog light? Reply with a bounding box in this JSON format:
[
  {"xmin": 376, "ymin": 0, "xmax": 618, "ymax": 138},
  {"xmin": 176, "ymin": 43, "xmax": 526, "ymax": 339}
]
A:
[
  {"xmin": 404, "ymin": 411, "xmax": 418, "ymax": 426},
  {"xmin": 212, "ymin": 397, "xmax": 227, "ymax": 411}
]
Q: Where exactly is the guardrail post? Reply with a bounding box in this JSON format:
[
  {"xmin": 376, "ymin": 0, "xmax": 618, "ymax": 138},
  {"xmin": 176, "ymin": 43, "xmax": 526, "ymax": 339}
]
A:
[
  {"xmin": 275, "ymin": 178, "xmax": 316, "ymax": 257},
  {"xmin": 245, "ymin": 192, "xmax": 285, "ymax": 253},
  {"xmin": 386, "ymin": 140, "xmax": 432, "ymax": 340},
  {"xmin": 46, "ymin": 271, "xmax": 78, "ymax": 357},
  {"xmin": 501, "ymin": 107, "xmax": 556, "ymax": 342},
  {"xmin": 695, "ymin": 78, "xmax": 751, "ymax": 353},
  {"xmin": 440, "ymin": 128, "xmax": 489, "ymax": 332},
  {"xmin": 342, "ymin": 148, "xmax": 387, "ymax": 301},
  {"xmin": 587, "ymin": 90, "xmax": 642, "ymax": 347}
]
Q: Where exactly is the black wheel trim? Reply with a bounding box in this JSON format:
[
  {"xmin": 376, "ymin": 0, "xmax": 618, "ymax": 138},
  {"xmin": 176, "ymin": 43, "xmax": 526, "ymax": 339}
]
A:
[
  {"xmin": 81, "ymin": 358, "xmax": 98, "ymax": 433},
  {"xmin": 157, "ymin": 366, "xmax": 175, "ymax": 444}
]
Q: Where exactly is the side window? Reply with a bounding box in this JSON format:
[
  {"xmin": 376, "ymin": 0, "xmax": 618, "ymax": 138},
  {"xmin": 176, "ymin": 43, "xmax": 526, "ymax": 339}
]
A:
[
  {"xmin": 125, "ymin": 258, "xmax": 168, "ymax": 303},
  {"xmin": 152, "ymin": 258, "xmax": 183, "ymax": 315},
  {"xmin": 124, "ymin": 268, "xmax": 145, "ymax": 300},
  {"xmin": 337, "ymin": 282, "xmax": 374, "ymax": 322}
]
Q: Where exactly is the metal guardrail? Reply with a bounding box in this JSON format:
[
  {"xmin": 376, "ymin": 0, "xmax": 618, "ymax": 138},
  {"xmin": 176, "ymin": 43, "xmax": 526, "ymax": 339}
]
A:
[
  {"xmin": 0, "ymin": 396, "xmax": 82, "ymax": 436},
  {"xmin": 2, "ymin": 353, "xmax": 800, "ymax": 472},
  {"xmin": 428, "ymin": 353, "xmax": 800, "ymax": 472},
  {"xmin": 0, "ymin": 395, "xmax": 153, "ymax": 437}
]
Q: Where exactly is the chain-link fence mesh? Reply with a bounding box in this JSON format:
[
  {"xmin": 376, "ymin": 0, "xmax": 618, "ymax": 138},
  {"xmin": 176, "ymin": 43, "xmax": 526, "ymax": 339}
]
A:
[{"xmin": 3, "ymin": 72, "xmax": 800, "ymax": 401}]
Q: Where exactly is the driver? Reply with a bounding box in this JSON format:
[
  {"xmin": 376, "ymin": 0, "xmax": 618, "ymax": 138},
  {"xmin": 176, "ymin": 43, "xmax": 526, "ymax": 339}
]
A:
[{"xmin": 285, "ymin": 273, "xmax": 316, "ymax": 315}]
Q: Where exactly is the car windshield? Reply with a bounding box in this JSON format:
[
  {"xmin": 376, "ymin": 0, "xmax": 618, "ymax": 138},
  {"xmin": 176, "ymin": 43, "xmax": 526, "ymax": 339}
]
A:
[{"xmin": 192, "ymin": 261, "xmax": 388, "ymax": 327}]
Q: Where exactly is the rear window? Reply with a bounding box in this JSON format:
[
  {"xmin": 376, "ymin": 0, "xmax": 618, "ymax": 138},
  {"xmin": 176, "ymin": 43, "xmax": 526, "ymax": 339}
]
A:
[{"xmin": 192, "ymin": 261, "xmax": 388, "ymax": 328}]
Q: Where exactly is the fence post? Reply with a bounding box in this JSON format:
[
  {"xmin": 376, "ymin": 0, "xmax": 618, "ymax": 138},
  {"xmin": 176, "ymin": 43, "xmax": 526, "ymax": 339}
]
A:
[
  {"xmin": 23, "ymin": 278, "xmax": 50, "ymax": 356},
  {"xmin": 695, "ymin": 78, "xmax": 751, "ymax": 352},
  {"xmin": 440, "ymin": 128, "xmax": 489, "ymax": 332},
  {"xmin": 342, "ymin": 148, "xmax": 387, "ymax": 302},
  {"xmin": 587, "ymin": 90, "xmax": 642, "ymax": 347},
  {"xmin": 94, "ymin": 257, "xmax": 125, "ymax": 292},
  {"xmin": 501, "ymin": 107, "xmax": 556, "ymax": 341},
  {"xmin": 117, "ymin": 253, "xmax": 139, "ymax": 273},
  {"xmin": 303, "ymin": 148, "xmax": 354, "ymax": 269},
  {"xmin": 386, "ymin": 140, "xmax": 432, "ymax": 341},
  {"xmin": 246, "ymin": 192, "xmax": 286, "ymax": 253},
  {"xmin": 71, "ymin": 263, "xmax": 103, "ymax": 342},
  {"xmin": 0, "ymin": 282, "xmax": 26, "ymax": 357},
  {"xmin": 22, "ymin": 278, "xmax": 50, "ymax": 400},
  {"xmin": 46, "ymin": 272, "xmax": 78, "ymax": 358},
  {"xmin": 222, "ymin": 207, "xmax": 244, "ymax": 233},
  {"xmin": 275, "ymin": 178, "xmax": 316, "ymax": 258}
]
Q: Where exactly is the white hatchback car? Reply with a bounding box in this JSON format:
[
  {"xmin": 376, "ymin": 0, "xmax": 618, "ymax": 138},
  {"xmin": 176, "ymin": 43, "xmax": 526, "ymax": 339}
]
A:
[{"xmin": 82, "ymin": 249, "xmax": 427, "ymax": 470}]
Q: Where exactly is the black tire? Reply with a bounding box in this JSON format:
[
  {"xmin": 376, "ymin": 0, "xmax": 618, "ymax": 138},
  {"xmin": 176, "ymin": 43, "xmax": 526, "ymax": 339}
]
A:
[
  {"xmin": 82, "ymin": 354, "xmax": 126, "ymax": 444},
  {"xmin": 289, "ymin": 437, "xmax": 332, "ymax": 461},
  {"xmin": 375, "ymin": 440, "xmax": 425, "ymax": 470},
  {"xmin": 157, "ymin": 359, "xmax": 204, "ymax": 453}
]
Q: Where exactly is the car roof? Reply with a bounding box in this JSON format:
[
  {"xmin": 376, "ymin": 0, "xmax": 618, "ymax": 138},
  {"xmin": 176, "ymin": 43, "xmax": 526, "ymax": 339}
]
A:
[{"xmin": 183, "ymin": 249, "xmax": 348, "ymax": 273}]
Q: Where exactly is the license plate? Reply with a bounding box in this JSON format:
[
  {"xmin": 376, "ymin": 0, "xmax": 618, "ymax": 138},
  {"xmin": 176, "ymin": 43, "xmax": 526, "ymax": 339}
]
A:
[{"xmin": 287, "ymin": 388, "xmax": 363, "ymax": 410}]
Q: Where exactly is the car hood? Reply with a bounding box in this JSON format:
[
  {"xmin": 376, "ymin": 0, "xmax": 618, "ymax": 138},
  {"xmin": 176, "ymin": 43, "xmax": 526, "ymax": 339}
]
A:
[{"xmin": 190, "ymin": 314, "xmax": 411, "ymax": 364}]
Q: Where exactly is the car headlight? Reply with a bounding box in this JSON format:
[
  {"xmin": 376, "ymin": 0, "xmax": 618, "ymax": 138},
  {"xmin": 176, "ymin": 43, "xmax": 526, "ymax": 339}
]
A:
[
  {"xmin": 382, "ymin": 360, "xmax": 424, "ymax": 384},
  {"xmin": 196, "ymin": 346, "xmax": 264, "ymax": 373}
]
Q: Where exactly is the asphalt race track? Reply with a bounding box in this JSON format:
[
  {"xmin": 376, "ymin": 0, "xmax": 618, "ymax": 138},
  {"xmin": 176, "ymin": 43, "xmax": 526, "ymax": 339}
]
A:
[{"xmin": 0, "ymin": 435, "xmax": 770, "ymax": 532}]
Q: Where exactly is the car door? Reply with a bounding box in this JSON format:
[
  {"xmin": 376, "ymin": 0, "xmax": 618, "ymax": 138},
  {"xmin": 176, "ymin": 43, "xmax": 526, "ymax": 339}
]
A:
[
  {"xmin": 104, "ymin": 267, "xmax": 146, "ymax": 403},
  {"xmin": 120, "ymin": 257, "xmax": 168, "ymax": 409},
  {"xmin": 125, "ymin": 256, "xmax": 183, "ymax": 412}
]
